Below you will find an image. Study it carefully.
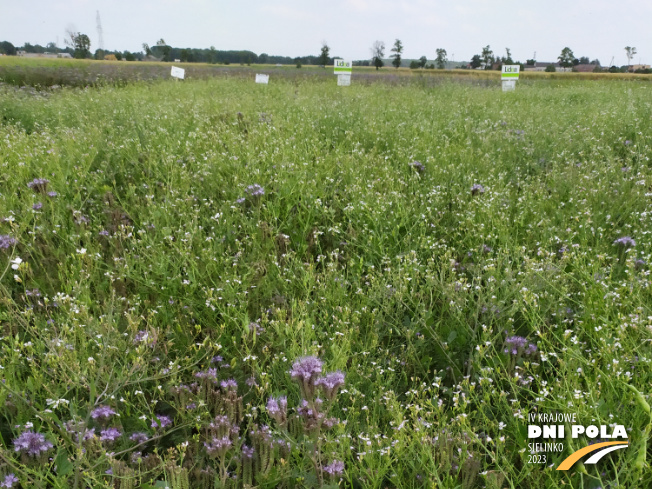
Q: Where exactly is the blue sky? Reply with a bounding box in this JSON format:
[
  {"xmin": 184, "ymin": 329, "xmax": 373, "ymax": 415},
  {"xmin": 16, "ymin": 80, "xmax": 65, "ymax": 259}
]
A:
[{"xmin": 2, "ymin": 0, "xmax": 651, "ymax": 65}]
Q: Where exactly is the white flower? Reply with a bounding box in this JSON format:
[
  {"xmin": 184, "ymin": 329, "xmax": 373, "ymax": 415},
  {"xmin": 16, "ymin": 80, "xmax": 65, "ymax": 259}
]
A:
[
  {"xmin": 77, "ymin": 248, "xmax": 87, "ymax": 255},
  {"xmin": 46, "ymin": 398, "xmax": 70, "ymax": 409},
  {"xmin": 10, "ymin": 257, "xmax": 22, "ymax": 270}
]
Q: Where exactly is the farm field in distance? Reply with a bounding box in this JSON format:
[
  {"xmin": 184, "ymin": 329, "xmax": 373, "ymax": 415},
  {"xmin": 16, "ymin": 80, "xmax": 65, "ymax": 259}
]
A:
[{"xmin": 0, "ymin": 60, "xmax": 651, "ymax": 488}]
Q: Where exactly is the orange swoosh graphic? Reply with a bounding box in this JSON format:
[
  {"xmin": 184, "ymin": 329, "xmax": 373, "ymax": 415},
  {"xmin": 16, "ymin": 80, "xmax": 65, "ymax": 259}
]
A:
[{"xmin": 556, "ymin": 441, "xmax": 629, "ymax": 470}]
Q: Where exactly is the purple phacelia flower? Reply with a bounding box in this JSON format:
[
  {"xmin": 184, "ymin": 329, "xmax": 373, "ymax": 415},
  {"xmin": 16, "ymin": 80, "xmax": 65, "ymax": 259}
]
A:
[
  {"xmin": 471, "ymin": 184, "xmax": 485, "ymax": 196},
  {"xmin": 105, "ymin": 468, "xmax": 113, "ymax": 475},
  {"xmin": 245, "ymin": 184, "xmax": 265, "ymax": 197},
  {"xmin": 290, "ymin": 356, "xmax": 323, "ymax": 397},
  {"xmin": 220, "ymin": 378, "xmax": 238, "ymax": 391},
  {"xmin": 322, "ymin": 460, "xmax": 345, "ymax": 476},
  {"xmin": 195, "ymin": 368, "xmax": 218, "ymax": 381},
  {"xmin": 25, "ymin": 288, "xmax": 41, "ymax": 297},
  {"xmin": 504, "ymin": 336, "xmax": 537, "ymax": 356},
  {"xmin": 27, "ymin": 178, "xmax": 50, "ymax": 193},
  {"xmin": 409, "ymin": 161, "xmax": 425, "ymax": 173},
  {"xmin": 211, "ymin": 355, "xmax": 223, "ymax": 364},
  {"xmin": 204, "ymin": 436, "xmax": 232, "ymax": 456},
  {"xmin": 323, "ymin": 417, "xmax": 339, "ymax": 429},
  {"xmin": 241, "ymin": 445, "xmax": 254, "ymax": 459},
  {"xmin": 91, "ymin": 405, "xmax": 117, "ymax": 420},
  {"xmin": 0, "ymin": 235, "xmax": 17, "ymax": 250},
  {"xmin": 290, "ymin": 356, "xmax": 323, "ymax": 381},
  {"xmin": 151, "ymin": 415, "xmax": 172, "ymax": 429},
  {"xmin": 99, "ymin": 230, "xmax": 110, "ymax": 236},
  {"xmin": 635, "ymin": 258, "xmax": 646, "ymax": 270},
  {"xmin": 13, "ymin": 430, "xmax": 54, "ymax": 457},
  {"xmin": 32, "ymin": 202, "xmax": 43, "ymax": 210},
  {"xmin": 613, "ymin": 236, "xmax": 636, "ymax": 248},
  {"xmin": 100, "ymin": 428, "xmax": 121, "ymax": 442},
  {"xmin": 47, "ymin": 191, "xmax": 57, "ymax": 198},
  {"xmin": 267, "ymin": 396, "xmax": 288, "ymax": 425},
  {"xmin": 316, "ymin": 371, "xmax": 346, "ymax": 399},
  {"xmin": 129, "ymin": 432, "xmax": 149, "ymax": 444},
  {"xmin": 0, "ymin": 474, "xmax": 19, "ymax": 488},
  {"xmin": 133, "ymin": 330, "xmax": 149, "ymax": 343}
]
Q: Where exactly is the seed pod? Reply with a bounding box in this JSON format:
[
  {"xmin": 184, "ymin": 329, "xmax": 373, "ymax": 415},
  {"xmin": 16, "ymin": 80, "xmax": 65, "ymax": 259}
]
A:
[
  {"xmin": 625, "ymin": 384, "xmax": 650, "ymax": 415},
  {"xmin": 634, "ymin": 431, "xmax": 647, "ymax": 471}
]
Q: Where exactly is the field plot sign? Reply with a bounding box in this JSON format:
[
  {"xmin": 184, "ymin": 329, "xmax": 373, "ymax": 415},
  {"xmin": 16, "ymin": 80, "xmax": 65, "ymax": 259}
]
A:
[
  {"xmin": 170, "ymin": 66, "xmax": 185, "ymax": 80},
  {"xmin": 255, "ymin": 74, "xmax": 269, "ymax": 84},
  {"xmin": 501, "ymin": 65, "xmax": 519, "ymax": 92},
  {"xmin": 334, "ymin": 59, "xmax": 352, "ymax": 86},
  {"xmin": 337, "ymin": 74, "xmax": 351, "ymax": 86},
  {"xmin": 334, "ymin": 59, "xmax": 352, "ymax": 74}
]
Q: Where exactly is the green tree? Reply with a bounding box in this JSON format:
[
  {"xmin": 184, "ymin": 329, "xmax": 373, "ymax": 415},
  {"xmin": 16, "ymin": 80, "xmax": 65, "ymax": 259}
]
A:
[
  {"xmin": 435, "ymin": 48, "xmax": 447, "ymax": 69},
  {"xmin": 371, "ymin": 40, "xmax": 385, "ymax": 70},
  {"xmin": 545, "ymin": 65, "xmax": 556, "ymax": 72},
  {"xmin": 0, "ymin": 41, "xmax": 16, "ymax": 55},
  {"xmin": 73, "ymin": 34, "xmax": 91, "ymax": 58},
  {"xmin": 156, "ymin": 39, "xmax": 171, "ymax": 61},
  {"xmin": 419, "ymin": 55, "xmax": 427, "ymax": 68},
  {"xmin": 503, "ymin": 47, "xmax": 514, "ymax": 65},
  {"xmin": 142, "ymin": 43, "xmax": 152, "ymax": 56},
  {"xmin": 390, "ymin": 39, "xmax": 403, "ymax": 68},
  {"xmin": 481, "ymin": 45, "xmax": 494, "ymax": 69},
  {"xmin": 624, "ymin": 46, "xmax": 637, "ymax": 69},
  {"xmin": 470, "ymin": 54, "xmax": 482, "ymax": 69},
  {"xmin": 558, "ymin": 47, "xmax": 575, "ymax": 68},
  {"xmin": 318, "ymin": 42, "xmax": 330, "ymax": 67}
]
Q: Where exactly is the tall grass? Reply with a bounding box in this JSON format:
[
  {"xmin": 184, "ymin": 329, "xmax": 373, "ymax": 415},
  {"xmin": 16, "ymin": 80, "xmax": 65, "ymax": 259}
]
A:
[{"xmin": 0, "ymin": 75, "xmax": 650, "ymax": 488}]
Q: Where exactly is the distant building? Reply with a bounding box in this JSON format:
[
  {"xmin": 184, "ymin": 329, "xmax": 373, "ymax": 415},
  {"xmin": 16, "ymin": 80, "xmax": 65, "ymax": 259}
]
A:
[
  {"xmin": 573, "ymin": 64, "xmax": 597, "ymax": 73},
  {"xmin": 17, "ymin": 51, "xmax": 72, "ymax": 59},
  {"xmin": 523, "ymin": 62, "xmax": 571, "ymax": 72},
  {"xmin": 629, "ymin": 64, "xmax": 651, "ymax": 72}
]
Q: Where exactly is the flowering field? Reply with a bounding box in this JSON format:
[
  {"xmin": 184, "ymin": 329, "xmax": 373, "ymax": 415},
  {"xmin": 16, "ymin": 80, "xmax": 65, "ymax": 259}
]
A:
[{"xmin": 0, "ymin": 75, "xmax": 651, "ymax": 489}]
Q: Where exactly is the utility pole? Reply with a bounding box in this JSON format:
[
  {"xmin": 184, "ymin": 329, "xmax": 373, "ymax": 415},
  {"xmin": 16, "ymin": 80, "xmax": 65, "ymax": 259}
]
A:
[{"xmin": 96, "ymin": 11, "xmax": 104, "ymax": 52}]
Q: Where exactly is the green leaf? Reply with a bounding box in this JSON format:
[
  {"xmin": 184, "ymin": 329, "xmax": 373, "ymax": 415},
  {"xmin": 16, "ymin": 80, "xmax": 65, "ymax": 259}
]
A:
[
  {"xmin": 447, "ymin": 330, "xmax": 458, "ymax": 343},
  {"xmin": 55, "ymin": 449, "xmax": 73, "ymax": 476}
]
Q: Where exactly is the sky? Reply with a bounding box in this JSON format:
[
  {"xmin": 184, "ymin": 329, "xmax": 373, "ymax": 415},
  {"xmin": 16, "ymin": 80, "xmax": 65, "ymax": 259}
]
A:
[{"xmin": 2, "ymin": 0, "xmax": 651, "ymax": 66}]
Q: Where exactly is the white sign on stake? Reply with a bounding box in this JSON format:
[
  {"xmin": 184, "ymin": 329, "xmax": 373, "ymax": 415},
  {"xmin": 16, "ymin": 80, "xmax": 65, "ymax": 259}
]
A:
[
  {"xmin": 334, "ymin": 59, "xmax": 352, "ymax": 75},
  {"xmin": 501, "ymin": 65, "xmax": 519, "ymax": 91},
  {"xmin": 255, "ymin": 74, "xmax": 269, "ymax": 84},
  {"xmin": 502, "ymin": 79, "xmax": 516, "ymax": 92},
  {"xmin": 337, "ymin": 74, "xmax": 351, "ymax": 86},
  {"xmin": 170, "ymin": 66, "xmax": 185, "ymax": 79}
]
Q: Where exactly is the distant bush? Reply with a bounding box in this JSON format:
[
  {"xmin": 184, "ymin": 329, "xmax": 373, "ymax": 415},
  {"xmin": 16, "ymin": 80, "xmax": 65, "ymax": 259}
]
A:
[{"xmin": 545, "ymin": 65, "xmax": 556, "ymax": 72}]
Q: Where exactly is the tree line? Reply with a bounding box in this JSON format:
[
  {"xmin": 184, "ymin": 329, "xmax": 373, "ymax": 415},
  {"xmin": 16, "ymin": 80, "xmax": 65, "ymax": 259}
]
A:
[{"xmin": 1, "ymin": 37, "xmax": 646, "ymax": 73}]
